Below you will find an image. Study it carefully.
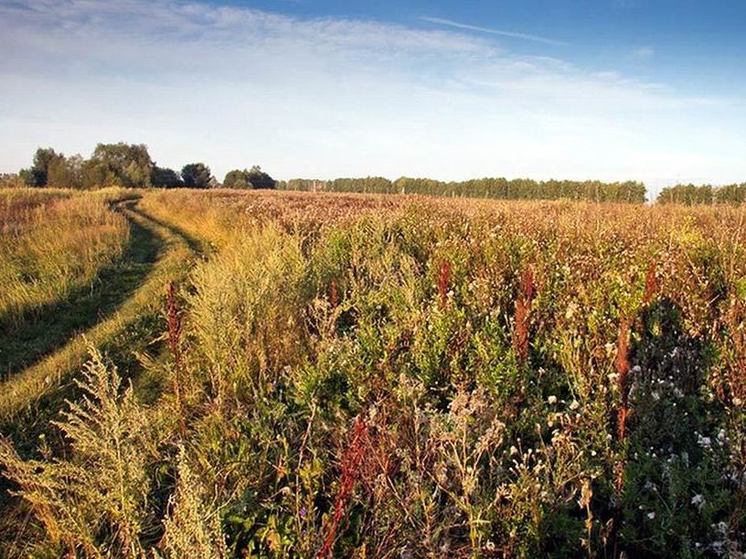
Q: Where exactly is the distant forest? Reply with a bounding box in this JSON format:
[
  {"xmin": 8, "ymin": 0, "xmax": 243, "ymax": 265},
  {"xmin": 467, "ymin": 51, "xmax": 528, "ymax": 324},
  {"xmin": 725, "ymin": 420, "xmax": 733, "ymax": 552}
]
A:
[
  {"xmin": 4, "ymin": 143, "xmax": 746, "ymax": 205},
  {"xmin": 657, "ymin": 183, "xmax": 746, "ymax": 205},
  {"xmin": 280, "ymin": 176, "xmax": 647, "ymax": 203}
]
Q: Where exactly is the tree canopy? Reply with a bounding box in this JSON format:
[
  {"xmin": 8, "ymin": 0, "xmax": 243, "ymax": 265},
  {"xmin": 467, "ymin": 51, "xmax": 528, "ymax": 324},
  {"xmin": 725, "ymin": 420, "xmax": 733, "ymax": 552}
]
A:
[
  {"xmin": 15, "ymin": 144, "xmax": 284, "ymax": 191},
  {"xmin": 151, "ymin": 166, "xmax": 183, "ymax": 188},
  {"xmin": 181, "ymin": 163, "xmax": 213, "ymax": 189},
  {"xmin": 88, "ymin": 143, "xmax": 155, "ymax": 187},
  {"xmin": 223, "ymin": 169, "xmax": 250, "ymax": 189},
  {"xmin": 657, "ymin": 183, "xmax": 746, "ymax": 205},
  {"xmin": 19, "ymin": 147, "xmax": 62, "ymax": 187},
  {"xmin": 280, "ymin": 176, "xmax": 648, "ymax": 203},
  {"xmin": 223, "ymin": 166, "xmax": 277, "ymax": 189}
]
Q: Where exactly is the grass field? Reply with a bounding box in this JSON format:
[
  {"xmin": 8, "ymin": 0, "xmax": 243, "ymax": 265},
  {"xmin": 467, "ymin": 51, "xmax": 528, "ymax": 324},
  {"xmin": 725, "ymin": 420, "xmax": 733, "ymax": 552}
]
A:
[{"xmin": 0, "ymin": 188, "xmax": 744, "ymax": 558}]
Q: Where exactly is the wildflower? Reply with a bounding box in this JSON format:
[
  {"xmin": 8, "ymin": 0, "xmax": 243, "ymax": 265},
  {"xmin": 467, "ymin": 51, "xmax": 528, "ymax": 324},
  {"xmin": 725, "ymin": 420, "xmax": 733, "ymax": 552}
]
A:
[
  {"xmin": 647, "ymin": 512, "xmax": 656, "ymax": 520},
  {"xmin": 691, "ymin": 494, "xmax": 705, "ymax": 510},
  {"xmin": 547, "ymin": 395, "xmax": 557, "ymax": 405},
  {"xmin": 569, "ymin": 400, "xmax": 580, "ymax": 410},
  {"xmin": 697, "ymin": 434, "xmax": 712, "ymax": 449}
]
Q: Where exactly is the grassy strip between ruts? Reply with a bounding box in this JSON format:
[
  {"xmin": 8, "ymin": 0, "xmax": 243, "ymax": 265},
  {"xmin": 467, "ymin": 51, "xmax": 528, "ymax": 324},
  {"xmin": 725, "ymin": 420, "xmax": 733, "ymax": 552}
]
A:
[{"xmin": 0, "ymin": 196, "xmax": 200, "ymax": 425}]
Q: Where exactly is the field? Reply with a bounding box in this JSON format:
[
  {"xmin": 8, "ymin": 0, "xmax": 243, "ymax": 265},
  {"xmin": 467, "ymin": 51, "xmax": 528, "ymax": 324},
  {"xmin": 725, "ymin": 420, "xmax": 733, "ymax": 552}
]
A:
[{"xmin": 0, "ymin": 188, "xmax": 744, "ymax": 558}]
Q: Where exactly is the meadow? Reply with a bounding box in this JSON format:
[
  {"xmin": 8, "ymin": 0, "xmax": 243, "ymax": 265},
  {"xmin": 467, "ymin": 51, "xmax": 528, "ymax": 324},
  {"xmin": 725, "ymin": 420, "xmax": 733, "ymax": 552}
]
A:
[{"xmin": 0, "ymin": 188, "xmax": 744, "ymax": 558}]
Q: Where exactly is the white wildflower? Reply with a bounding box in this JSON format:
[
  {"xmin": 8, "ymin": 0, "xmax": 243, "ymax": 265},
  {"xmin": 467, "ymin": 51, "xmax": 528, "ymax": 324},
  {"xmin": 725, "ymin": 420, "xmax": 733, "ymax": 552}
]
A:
[{"xmin": 691, "ymin": 494, "xmax": 705, "ymax": 509}]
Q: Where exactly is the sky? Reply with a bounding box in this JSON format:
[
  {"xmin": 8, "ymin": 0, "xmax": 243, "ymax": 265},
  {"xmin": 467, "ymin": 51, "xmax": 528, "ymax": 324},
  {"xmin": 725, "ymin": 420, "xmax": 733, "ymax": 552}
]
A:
[{"xmin": 1, "ymin": 0, "xmax": 745, "ymax": 196}]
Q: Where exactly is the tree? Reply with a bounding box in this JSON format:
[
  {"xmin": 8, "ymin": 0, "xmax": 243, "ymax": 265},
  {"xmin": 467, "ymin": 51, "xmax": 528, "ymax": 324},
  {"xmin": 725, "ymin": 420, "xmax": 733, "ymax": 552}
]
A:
[
  {"xmin": 47, "ymin": 154, "xmax": 85, "ymax": 189},
  {"xmin": 20, "ymin": 147, "xmax": 61, "ymax": 187},
  {"xmin": 181, "ymin": 163, "xmax": 212, "ymax": 189},
  {"xmin": 151, "ymin": 166, "xmax": 183, "ymax": 188},
  {"xmin": 246, "ymin": 166, "xmax": 276, "ymax": 189},
  {"xmin": 223, "ymin": 166, "xmax": 277, "ymax": 189},
  {"xmin": 223, "ymin": 169, "xmax": 250, "ymax": 189},
  {"xmin": 81, "ymin": 160, "xmax": 110, "ymax": 190},
  {"xmin": 89, "ymin": 143, "xmax": 155, "ymax": 187}
]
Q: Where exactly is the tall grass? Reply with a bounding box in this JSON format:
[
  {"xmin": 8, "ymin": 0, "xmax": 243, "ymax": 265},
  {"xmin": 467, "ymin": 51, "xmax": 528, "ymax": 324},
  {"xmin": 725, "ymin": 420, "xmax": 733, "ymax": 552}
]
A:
[
  {"xmin": 0, "ymin": 190, "xmax": 194, "ymax": 422},
  {"xmin": 0, "ymin": 189, "xmax": 129, "ymax": 325},
  {"xmin": 1, "ymin": 191, "xmax": 744, "ymax": 558}
]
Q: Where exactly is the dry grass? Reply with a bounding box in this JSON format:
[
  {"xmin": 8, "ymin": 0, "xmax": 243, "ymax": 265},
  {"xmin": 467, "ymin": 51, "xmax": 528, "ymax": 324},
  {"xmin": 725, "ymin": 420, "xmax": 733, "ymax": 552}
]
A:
[
  {"xmin": 0, "ymin": 189, "xmax": 130, "ymax": 324},
  {"xmin": 0, "ymin": 191, "xmax": 199, "ymax": 422},
  {"xmin": 1, "ymin": 189, "xmax": 744, "ymax": 558}
]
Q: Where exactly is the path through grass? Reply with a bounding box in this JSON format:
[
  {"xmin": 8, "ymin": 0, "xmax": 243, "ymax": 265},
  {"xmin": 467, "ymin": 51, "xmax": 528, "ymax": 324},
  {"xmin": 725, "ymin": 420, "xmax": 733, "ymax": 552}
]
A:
[{"xmin": 0, "ymin": 196, "xmax": 203, "ymax": 427}]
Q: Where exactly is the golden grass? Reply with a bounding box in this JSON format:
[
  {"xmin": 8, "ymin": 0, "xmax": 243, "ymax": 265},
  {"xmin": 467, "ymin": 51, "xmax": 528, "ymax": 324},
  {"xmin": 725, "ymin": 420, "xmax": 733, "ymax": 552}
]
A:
[
  {"xmin": 0, "ymin": 195, "xmax": 197, "ymax": 422},
  {"xmin": 1, "ymin": 188, "xmax": 744, "ymax": 558},
  {"xmin": 0, "ymin": 189, "xmax": 130, "ymax": 323}
]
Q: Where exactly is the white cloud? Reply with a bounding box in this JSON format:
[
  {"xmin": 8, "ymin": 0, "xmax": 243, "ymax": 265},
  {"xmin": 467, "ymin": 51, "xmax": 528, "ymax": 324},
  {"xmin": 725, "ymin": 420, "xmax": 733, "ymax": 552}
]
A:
[
  {"xmin": 0, "ymin": 0, "xmax": 744, "ymax": 196},
  {"xmin": 419, "ymin": 16, "xmax": 567, "ymax": 46}
]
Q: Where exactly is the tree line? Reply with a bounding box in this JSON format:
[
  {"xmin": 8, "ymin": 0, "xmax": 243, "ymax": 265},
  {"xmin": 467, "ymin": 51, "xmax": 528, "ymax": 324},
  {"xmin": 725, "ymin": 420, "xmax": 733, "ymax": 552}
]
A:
[
  {"xmin": 280, "ymin": 176, "xmax": 648, "ymax": 203},
  {"xmin": 657, "ymin": 183, "xmax": 746, "ymax": 205},
  {"xmin": 7, "ymin": 145, "xmax": 746, "ymax": 206},
  {"xmin": 2, "ymin": 144, "xmax": 276, "ymax": 190}
]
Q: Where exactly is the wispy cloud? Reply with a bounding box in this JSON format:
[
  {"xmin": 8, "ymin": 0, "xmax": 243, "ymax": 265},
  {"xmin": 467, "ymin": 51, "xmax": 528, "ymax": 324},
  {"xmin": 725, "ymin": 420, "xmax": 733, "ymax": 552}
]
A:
[
  {"xmin": 633, "ymin": 46, "xmax": 655, "ymax": 59},
  {"xmin": 420, "ymin": 16, "xmax": 567, "ymax": 46},
  {"xmin": 0, "ymin": 0, "xmax": 743, "ymax": 193}
]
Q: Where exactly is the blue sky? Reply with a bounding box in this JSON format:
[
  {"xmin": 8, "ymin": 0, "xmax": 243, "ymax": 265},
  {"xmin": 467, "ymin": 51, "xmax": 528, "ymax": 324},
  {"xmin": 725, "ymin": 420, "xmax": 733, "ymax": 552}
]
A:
[{"xmin": 1, "ymin": 0, "xmax": 745, "ymax": 195}]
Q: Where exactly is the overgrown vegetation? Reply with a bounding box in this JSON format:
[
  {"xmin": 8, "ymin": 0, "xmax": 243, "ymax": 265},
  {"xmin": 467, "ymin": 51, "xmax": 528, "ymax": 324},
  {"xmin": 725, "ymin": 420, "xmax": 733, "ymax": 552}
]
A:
[
  {"xmin": 0, "ymin": 188, "xmax": 129, "ymax": 337},
  {"xmin": 1, "ymin": 189, "xmax": 744, "ymax": 558}
]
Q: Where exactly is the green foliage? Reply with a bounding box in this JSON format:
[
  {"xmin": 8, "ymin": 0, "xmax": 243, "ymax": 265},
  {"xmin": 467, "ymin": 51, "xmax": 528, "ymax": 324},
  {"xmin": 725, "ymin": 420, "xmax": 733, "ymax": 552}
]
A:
[
  {"xmin": 329, "ymin": 176, "xmax": 396, "ymax": 193},
  {"xmin": 88, "ymin": 143, "xmax": 155, "ymax": 188},
  {"xmin": 224, "ymin": 167, "xmax": 277, "ymax": 189},
  {"xmin": 47, "ymin": 154, "xmax": 85, "ymax": 188},
  {"xmin": 657, "ymin": 182, "xmax": 746, "ymax": 205},
  {"xmin": 223, "ymin": 169, "xmax": 250, "ymax": 189},
  {"xmin": 181, "ymin": 163, "xmax": 213, "ymax": 189},
  {"xmin": 20, "ymin": 147, "xmax": 62, "ymax": 187},
  {"xmin": 151, "ymin": 166, "xmax": 183, "ymax": 188},
  {"xmin": 12, "ymin": 144, "xmax": 279, "ymax": 190},
  {"xmin": 283, "ymin": 175, "xmax": 647, "ymax": 202}
]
